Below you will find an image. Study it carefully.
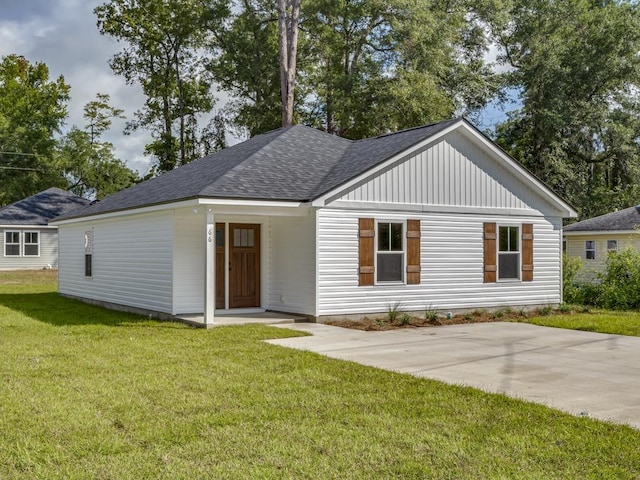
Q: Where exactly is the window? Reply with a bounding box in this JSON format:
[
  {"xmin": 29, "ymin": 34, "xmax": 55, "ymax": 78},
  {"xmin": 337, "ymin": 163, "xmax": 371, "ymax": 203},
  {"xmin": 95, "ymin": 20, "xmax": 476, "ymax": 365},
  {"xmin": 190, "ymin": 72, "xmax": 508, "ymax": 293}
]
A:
[
  {"xmin": 585, "ymin": 241, "xmax": 596, "ymax": 260},
  {"xmin": 377, "ymin": 222, "xmax": 403, "ymax": 282},
  {"xmin": 4, "ymin": 231, "xmax": 20, "ymax": 256},
  {"xmin": 498, "ymin": 226, "xmax": 520, "ymax": 280},
  {"xmin": 23, "ymin": 231, "xmax": 39, "ymax": 256},
  {"xmin": 233, "ymin": 228, "xmax": 254, "ymax": 247},
  {"xmin": 607, "ymin": 240, "xmax": 618, "ymax": 254},
  {"xmin": 84, "ymin": 230, "xmax": 93, "ymax": 277}
]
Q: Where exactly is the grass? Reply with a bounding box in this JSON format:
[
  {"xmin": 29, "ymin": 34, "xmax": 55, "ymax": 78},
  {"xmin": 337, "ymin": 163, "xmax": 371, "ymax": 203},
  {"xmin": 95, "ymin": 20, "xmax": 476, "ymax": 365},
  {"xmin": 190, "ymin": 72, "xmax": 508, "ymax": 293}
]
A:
[
  {"xmin": 1, "ymin": 272, "xmax": 640, "ymax": 478},
  {"xmin": 521, "ymin": 309, "xmax": 640, "ymax": 337}
]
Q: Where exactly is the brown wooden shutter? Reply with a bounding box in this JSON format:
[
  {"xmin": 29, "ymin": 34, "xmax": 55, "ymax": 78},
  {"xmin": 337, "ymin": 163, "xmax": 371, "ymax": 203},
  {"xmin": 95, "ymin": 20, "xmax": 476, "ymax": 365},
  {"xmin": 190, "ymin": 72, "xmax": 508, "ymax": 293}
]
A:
[
  {"xmin": 358, "ymin": 218, "xmax": 375, "ymax": 286},
  {"xmin": 406, "ymin": 219, "xmax": 421, "ymax": 284},
  {"xmin": 522, "ymin": 223, "xmax": 534, "ymax": 282},
  {"xmin": 483, "ymin": 222, "xmax": 497, "ymax": 283}
]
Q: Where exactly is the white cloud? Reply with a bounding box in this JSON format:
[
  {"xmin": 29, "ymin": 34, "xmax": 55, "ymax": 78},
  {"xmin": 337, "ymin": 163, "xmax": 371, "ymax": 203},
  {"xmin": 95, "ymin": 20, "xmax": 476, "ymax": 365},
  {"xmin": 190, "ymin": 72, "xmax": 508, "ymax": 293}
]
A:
[{"xmin": 0, "ymin": 0, "xmax": 153, "ymax": 175}]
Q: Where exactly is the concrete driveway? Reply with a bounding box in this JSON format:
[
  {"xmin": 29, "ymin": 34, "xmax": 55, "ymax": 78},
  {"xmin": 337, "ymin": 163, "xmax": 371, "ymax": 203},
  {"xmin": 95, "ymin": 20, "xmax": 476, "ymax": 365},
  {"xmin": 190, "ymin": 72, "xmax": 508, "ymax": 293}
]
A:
[{"xmin": 267, "ymin": 322, "xmax": 640, "ymax": 429}]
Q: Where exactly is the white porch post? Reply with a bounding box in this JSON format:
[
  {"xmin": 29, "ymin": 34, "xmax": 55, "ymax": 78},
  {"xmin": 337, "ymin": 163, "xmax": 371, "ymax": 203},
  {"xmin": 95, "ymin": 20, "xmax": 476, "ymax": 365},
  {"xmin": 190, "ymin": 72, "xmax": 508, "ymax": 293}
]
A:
[{"xmin": 204, "ymin": 209, "xmax": 215, "ymax": 326}]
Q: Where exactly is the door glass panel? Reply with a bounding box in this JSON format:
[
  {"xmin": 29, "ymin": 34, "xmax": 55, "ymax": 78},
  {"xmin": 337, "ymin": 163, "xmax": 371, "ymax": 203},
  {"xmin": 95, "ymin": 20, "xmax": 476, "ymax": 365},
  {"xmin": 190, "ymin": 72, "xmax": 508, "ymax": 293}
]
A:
[
  {"xmin": 241, "ymin": 228, "xmax": 248, "ymax": 247},
  {"xmin": 234, "ymin": 228, "xmax": 241, "ymax": 247},
  {"xmin": 216, "ymin": 226, "xmax": 224, "ymax": 247},
  {"xmin": 248, "ymin": 229, "xmax": 254, "ymax": 247}
]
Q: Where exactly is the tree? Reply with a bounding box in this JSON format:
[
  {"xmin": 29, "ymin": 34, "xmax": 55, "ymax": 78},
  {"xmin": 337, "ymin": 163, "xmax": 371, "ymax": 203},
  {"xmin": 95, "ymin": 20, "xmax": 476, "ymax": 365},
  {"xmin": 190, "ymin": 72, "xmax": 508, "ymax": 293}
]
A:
[
  {"xmin": 277, "ymin": 0, "xmax": 301, "ymax": 126},
  {"xmin": 487, "ymin": 0, "xmax": 640, "ymax": 218},
  {"xmin": 59, "ymin": 94, "xmax": 139, "ymax": 200},
  {"xmin": 208, "ymin": 0, "xmax": 283, "ymax": 137},
  {"xmin": 0, "ymin": 55, "xmax": 70, "ymax": 206},
  {"xmin": 95, "ymin": 0, "xmax": 226, "ymax": 172}
]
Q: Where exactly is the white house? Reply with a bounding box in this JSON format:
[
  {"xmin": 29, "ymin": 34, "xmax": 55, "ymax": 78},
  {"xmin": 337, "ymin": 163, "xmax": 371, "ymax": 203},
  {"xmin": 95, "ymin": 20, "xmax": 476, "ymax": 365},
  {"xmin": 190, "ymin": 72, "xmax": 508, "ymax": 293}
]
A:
[
  {"xmin": 52, "ymin": 118, "xmax": 577, "ymax": 325},
  {"xmin": 0, "ymin": 188, "xmax": 89, "ymax": 270}
]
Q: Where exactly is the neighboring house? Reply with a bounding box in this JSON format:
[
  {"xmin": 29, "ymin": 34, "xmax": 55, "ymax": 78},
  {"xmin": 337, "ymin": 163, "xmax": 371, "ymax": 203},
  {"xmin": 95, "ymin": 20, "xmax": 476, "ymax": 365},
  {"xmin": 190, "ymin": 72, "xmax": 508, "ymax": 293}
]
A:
[
  {"xmin": 0, "ymin": 188, "xmax": 90, "ymax": 270},
  {"xmin": 51, "ymin": 118, "xmax": 576, "ymax": 325},
  {"xmin": 564, "ymin": 205, "xmax": 640, "ymax": 280}
]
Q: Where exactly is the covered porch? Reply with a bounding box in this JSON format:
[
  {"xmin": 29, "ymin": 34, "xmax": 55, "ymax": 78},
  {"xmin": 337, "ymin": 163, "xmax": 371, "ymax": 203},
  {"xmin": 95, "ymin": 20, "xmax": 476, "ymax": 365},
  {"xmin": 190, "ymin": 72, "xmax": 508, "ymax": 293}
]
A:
[{"xmin": 171, "ymin": 199, "xmax": 317, "ymax": 326}]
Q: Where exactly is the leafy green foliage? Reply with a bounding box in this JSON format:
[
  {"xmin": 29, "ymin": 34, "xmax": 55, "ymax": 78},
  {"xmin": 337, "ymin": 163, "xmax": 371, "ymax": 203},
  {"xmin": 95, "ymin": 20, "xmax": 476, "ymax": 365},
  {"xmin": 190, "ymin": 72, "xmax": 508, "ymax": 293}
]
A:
[
  {"xmin": 95, "ymin": 0, "xmax": 225, "ymax": 172},
  {"xmin": 0, "ymin": 55, "xmax": 70, "ymax": 205},
  {"xmin": 562, "ymin": 253, "xmax": 583, "ymax": 304},
  {"xmin": 487, "ymin": 0, "xmax": 640, "ymax": 218}
]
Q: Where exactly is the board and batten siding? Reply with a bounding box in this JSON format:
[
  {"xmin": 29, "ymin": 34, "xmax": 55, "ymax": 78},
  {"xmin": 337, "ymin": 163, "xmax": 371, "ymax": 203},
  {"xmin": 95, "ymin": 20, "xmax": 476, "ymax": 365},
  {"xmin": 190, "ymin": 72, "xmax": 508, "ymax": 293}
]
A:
[
  {"xmin": 58, "ymin": 212, "xmax": 174, "ymax": 313},
  {"xmin": 269, "ymin": 213, "xmax": 316, "ymax": 315},
  {"xmin": 317, "ymin": 209, "xmax": 562, "ymax": 316},
  {"xmin": 565, "ymin": 233, "xmax": 640, "ymax": 282},
  {"xmin": 0, "ymin": 228, "xmax": 58, "ymax": 270},
  {"xmin": 334, "ymin": 131, "xmax": 554, "ymax": 214}
]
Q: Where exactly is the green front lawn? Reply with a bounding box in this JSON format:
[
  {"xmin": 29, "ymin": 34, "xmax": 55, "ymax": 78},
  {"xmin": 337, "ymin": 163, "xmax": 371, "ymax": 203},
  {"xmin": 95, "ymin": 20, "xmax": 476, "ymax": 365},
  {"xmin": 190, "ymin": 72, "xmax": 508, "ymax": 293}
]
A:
[
  {"xmin": 521, "ymin": 309, "xmax": 640, "ymax": 337},
  {"xmin": 1, "ymin": 271, "xmax": 639, "ymax": 479}
]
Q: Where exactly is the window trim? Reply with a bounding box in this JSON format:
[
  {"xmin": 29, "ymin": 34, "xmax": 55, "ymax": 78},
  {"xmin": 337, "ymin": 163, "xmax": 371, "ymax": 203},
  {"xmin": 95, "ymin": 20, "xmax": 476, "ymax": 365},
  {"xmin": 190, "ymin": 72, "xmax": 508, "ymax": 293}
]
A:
[
  {"xmin": 607, "ymin": 239, "xmax": 618, "ymax": 254},
  {"xmin": 375, "ymin": 219, "xmax": 406, "ymax": 284},
  {"xmin": 497, "ymin": 224, "xmax": 521, "ymax": 282},
  {"xmin": 4, "ymin": 230, "xmax": 21, "ymax": 257},
  {"xmin": 23, "ymin": 231, "xmax": 40, "ymax": 257},
  {"xmin": 585, "ymin": 240, "xmax": 596, "ymax": 260}
]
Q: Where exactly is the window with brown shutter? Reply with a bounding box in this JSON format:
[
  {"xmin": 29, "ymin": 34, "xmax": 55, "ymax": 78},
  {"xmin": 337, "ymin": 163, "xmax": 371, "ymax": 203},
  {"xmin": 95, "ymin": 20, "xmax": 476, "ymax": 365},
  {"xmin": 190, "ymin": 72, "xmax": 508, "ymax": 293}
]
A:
[
  {"xmin": 406, "ymin": 219, "xmax": 421, "ymax": 284},
  {"xmin": 522, "ymin": 223, "xmax": 533, "ymax": 281},
  {"xmin": 483, "ymin": 222, "xmax": 497, "ymax": 283},
  {"xmin": 358, "ymin": 218, "xmax": 374, "ymax": 286}
]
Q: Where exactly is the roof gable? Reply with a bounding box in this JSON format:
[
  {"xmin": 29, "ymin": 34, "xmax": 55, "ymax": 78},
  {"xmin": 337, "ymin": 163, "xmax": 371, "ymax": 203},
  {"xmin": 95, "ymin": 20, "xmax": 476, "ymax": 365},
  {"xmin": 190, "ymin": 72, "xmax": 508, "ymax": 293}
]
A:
[
  {"xmin": 53, "ymin": 118, "xmax": 575, "ymax": 221},
  {"xmin": 564, "ymin": 206, "xmax": 640, "ymax": 232},
  {"xmin": 0, "ymin": 188, "xmax": 90, "ymax": 225}
]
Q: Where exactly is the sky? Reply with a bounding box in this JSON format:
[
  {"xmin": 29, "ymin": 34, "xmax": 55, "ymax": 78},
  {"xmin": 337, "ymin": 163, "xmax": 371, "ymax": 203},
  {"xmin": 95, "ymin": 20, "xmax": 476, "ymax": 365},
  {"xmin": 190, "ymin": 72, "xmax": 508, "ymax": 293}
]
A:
[
  {"xmin": 0, "ymin": 0, "xmax": 154, "ymax": 175},
  {"xmin": 0, "ymin": 0, "xmax": 511, "ymax": 177}
]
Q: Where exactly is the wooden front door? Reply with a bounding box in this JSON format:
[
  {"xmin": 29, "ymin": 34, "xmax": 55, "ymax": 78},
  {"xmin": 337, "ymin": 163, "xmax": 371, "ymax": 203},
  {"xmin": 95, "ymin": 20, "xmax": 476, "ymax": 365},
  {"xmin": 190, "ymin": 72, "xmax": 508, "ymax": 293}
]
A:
[
  {"xmin": 215, "ymin": 223, "xmax": 225, "ymax": 309},
  {"xmin": 229, "ymin": 223, "xmax": 260, "ymax": 308}
]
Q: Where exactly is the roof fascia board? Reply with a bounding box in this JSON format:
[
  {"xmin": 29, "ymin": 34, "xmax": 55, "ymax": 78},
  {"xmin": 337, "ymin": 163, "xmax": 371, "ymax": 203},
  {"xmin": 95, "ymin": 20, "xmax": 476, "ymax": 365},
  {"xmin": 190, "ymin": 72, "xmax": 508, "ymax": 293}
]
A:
[
  {"xmin": 50, "ymin": 199, "xmax": 200, "ymax": 225},
  {"xmin": 0, "ymin": 224, "xmax": 57, "ymax": 229},
  {"xmin": 312, "ymin": 120, "xmax": 464, "ymax": 207},
  {"xmin": 564, "ymin": 230, "xmax": 639, "ymax": 236},
  {"xmin": 197, "ymin": 198, "xmax": 303, "ymax": 208},
  {"xmin": 327, "ymin": 200, "xmax": 545, "ymax": 217}
]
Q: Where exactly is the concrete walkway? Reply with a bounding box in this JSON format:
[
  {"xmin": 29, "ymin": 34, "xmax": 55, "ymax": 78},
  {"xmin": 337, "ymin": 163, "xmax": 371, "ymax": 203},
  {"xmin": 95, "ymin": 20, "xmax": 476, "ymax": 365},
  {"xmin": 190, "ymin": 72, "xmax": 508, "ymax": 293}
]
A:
[{"xmin": 267, "ymin": 322, "xmax": 640, "ymax": 429}]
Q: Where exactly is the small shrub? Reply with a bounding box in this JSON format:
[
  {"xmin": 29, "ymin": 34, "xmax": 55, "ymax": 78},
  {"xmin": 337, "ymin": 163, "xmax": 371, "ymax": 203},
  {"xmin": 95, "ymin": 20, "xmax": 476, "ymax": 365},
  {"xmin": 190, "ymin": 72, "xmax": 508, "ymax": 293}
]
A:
[
  {"xmin": 537, "ymin": 305, "xmax": 553, "ymax": 316},
  {"xmin": 424, "ymin": 305, "xmax": 439, "ymax": 322},
  {"xmin": 597, "ymin": 247, "xmax": 640, "ymax": 310},
  {"xmin": 492, "ymin": 310, "xmax": 504, "ymax": 319},
  {"xmin": 472, "ymin": 309, "xmax": 486, "ymax": 317},
  {"xmin": 502, "ymin": 306, "xmax": 514, "ymax": 315},
  {"xmin": 518, "ymin": 307, "xmax": 527, "ymax": 317},
  {"xmin": 463, "ymin": 312, "xmax": 473, "ymax": 321},
  {"xmin": 387, "ymin": 301, "xmax": 403, "ymax": 322},
  {"xmin": 399, "ymin": 313, "xmax": 412, "ymax": 325},
  {"xmin": 558, "ymin": 303, "xmax": 571, "ymax": 313}
]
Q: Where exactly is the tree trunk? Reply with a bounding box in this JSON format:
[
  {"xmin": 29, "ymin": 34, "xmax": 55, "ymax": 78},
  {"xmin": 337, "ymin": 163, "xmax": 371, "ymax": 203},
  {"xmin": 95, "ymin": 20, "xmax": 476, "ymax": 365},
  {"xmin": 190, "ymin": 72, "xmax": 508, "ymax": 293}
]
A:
[{"xmin": 277, "ymin": 0, "xmax": 301, "ymax": 127}]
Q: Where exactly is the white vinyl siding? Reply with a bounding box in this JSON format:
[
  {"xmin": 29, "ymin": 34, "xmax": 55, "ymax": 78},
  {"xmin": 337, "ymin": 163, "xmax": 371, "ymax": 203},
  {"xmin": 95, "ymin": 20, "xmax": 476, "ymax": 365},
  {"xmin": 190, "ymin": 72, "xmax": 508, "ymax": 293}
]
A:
[
  {"xmin": 0, "ymin": 228, "xmax": 58, "ymax": 270},
  {"xmin": 333, "ymin": 131, "xmax": 557, "ymax": 214},
  {"xmin": 269, "ymin": 213, "xmax": 316, "ymax": 315},
  {"xmin": 58, "ymin": 212, "xmax": 174, "ymax": 313},
  {"xmin": 172, "ymin": 211, "xmax": 206, "ymax": 314},
  {"xmin": 317, "ymin": 208, "xmax": 562, "ymax": 316}
]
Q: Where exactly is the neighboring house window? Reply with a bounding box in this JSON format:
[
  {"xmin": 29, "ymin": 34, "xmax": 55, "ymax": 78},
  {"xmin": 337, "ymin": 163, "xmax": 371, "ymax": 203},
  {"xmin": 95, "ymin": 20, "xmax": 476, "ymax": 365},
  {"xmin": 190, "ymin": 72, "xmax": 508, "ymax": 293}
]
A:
[
  {"xmin": 585, "ymin": 241, "xmax": 596, "ymax": 260},
  {"xmin": 498, "ymin": 226, "xmax": 520, "ymax": 280},
  {"xmin": 4, "ymin": 231, "xmax": 20, "ymax": 256},
  {"xmin": 376, "ymin": 221, "xmax": 404, "ymax": 282},
  {"xmin": 23, "ymin": 231, "xmax": 39, "ymax": 256},
  {"xmin": 607, "ymin": 240, "xmax": 618, "ymax": 254}
]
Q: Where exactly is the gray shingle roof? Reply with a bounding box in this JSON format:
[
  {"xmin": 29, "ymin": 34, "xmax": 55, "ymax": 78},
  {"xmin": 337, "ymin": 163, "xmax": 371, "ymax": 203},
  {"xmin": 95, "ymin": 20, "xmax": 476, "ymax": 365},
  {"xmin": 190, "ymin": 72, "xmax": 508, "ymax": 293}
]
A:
[
  {"xmin": 55, "ymin": 118, "xmax": 463, "ymax": 221},
  {"xmin": 0, "ymin": 187, "xmax": 90, "ymax": 225},
  {"xmin": 564, "ymin": 206, "xmax": 640, "ymax": 232}
]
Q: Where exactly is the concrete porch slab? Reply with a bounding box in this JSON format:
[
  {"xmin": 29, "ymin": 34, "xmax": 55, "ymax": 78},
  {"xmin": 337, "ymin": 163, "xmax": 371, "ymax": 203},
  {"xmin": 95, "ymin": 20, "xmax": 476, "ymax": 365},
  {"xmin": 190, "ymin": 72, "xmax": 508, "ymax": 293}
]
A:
[{"xmin": 177, "ymin": 311, "xmax": 308, "ymax": 327}]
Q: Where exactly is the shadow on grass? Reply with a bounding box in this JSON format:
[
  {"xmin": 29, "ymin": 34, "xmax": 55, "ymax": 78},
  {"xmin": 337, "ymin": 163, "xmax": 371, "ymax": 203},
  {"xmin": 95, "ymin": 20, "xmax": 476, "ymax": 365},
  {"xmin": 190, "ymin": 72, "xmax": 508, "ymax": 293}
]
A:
[{"xmin": 0, "ymin": 292, "xmax": 183, "ymax": 328}]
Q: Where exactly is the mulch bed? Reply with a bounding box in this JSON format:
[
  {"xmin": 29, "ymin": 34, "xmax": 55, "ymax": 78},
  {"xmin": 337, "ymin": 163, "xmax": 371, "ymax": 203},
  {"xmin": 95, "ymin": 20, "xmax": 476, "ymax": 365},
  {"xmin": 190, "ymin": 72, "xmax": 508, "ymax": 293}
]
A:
[{"xmin": 325, "ymin": 306, "xmax": 579, "ymax": 331}]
